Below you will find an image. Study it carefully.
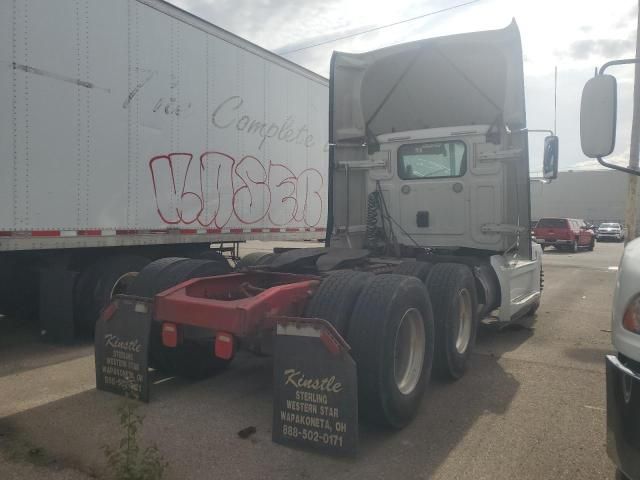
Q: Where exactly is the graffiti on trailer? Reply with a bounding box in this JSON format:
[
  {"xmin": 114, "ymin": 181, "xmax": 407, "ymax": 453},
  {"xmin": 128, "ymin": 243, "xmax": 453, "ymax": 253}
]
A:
[{"xmin": 149, "ymin": 152, "xmax": 324, "ymax": 227}]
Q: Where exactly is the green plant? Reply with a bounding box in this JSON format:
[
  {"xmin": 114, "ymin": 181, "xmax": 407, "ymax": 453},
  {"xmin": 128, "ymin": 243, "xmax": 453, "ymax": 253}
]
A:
[{"xmin": 103, "ymin": 399, "xmax": 168, "ymax": 480}]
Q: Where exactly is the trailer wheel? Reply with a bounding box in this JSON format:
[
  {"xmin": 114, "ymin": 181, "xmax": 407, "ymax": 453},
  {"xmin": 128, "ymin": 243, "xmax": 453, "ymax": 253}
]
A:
[
  {"xmin": 75, "ymin": 254, "xmax": 150, "ymax": 334},
  {"xmin": 347, "ymin": 274, "xmax": 434, "ymax": 428},
  {"xmin": 392, "ymin": 261, "xmax": 433, "ymax": 281},
  {"xmin": 303, "ymin": 270, "xmax": 373, "ymax": 336},
  {"xmin": 128, "ymin": 258, "xmax": 234, "ymax": 378},
  {"xmin": 426, "ymin": 263, "xmax": 479, "ymax": 381}
]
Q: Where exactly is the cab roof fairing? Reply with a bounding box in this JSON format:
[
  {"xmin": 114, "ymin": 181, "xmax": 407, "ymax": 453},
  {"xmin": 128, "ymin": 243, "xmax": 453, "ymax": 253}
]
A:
[{"xmin": 330, "ymin": 20, "xmax": 526, "ymax": 144}]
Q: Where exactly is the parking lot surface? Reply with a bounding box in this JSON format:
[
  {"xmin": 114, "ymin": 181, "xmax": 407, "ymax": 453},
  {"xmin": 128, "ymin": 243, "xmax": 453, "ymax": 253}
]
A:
[{"xmin": 0, "ymin": 241, "xmax": 624, "ymax": 479}]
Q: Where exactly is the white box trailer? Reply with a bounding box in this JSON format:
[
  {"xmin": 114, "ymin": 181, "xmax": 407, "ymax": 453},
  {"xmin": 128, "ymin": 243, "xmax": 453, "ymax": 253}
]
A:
[{"xmin": 0, "ymin": 0, "xmax": 328, "ymax": 339}]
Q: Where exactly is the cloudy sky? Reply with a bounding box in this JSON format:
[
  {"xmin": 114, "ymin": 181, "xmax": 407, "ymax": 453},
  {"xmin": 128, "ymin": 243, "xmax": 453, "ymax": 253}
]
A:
[{"xmin": 173, "ymin": 0, "xmax": 638, "ymax": 174}]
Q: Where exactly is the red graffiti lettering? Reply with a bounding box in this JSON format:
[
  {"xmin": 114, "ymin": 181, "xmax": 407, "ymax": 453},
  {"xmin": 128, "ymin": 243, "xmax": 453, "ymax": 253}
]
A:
[
  {"xmin": 199, "ymin": 152, "xmax": 235, "ymax": 228},
  {"xmin": 233, "ymin": 155, "xmax": 271, "ymax": 224},
  {"xmin": 149, "ymin": 151, "xmax": 324, "ymax": 228}
]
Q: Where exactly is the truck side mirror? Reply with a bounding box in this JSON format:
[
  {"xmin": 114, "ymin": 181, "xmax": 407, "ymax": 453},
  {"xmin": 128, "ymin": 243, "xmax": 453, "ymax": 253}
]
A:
[
  {"xmin": 542, "ymin": 135, "xmax": 559, "ymax": 180},
  {"xmin": 580, "ymin": 75, "xmax": 617, "ymax": 158}
]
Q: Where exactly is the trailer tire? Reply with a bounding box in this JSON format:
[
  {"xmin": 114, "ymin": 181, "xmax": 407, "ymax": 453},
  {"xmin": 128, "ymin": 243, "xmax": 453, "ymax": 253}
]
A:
[
  {"xmin": 75, "ymin": 254, "xmax": 150, "ymax": 334},
  {"xmin": 426, "ymin": 263, "xmax": 478, "ymax": 381},
  {"xmin": 392, "ymin": 261, "xmax": 433, "ymax": 281},
  {"xmin": 128, "ymin": 258, "xmax": 234, "ymax": 378},
  {"xmin": 347, "ymin": 274, "xmax": 434, "ymax": 428},
  {"xmin": 303, "ymin": 270, "xmax": 373, "ymax": 336}
]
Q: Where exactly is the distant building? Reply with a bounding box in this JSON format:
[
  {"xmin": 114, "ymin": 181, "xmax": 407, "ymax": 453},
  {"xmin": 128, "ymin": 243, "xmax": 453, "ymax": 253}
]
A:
[{"xmin": 530, "ymin": 170, "xmax": 640, "ymax": 231}]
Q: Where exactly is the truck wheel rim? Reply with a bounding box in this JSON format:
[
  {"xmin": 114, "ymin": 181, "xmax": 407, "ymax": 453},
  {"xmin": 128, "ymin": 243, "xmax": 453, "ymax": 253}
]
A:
[
  {"xmin": 110, "ymin": 272, "xmax": 139, "ymax": 299},
  {"xmin": 455, "ymin": 288, "xmax": 472, "ymax": 354},
  {"xmin": 393, "ymin": 307, "xmax": 426, "ymax": 395}
]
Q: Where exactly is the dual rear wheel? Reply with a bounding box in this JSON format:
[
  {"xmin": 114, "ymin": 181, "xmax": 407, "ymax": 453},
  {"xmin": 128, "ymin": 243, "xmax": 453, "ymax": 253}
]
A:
[
  {"xmin": 305, "ymin": 261, "xmax": 478, "ymax": 428},
  {"xmin": 306, "ymin": 272, "xmax": 434, "ymax": 428}
]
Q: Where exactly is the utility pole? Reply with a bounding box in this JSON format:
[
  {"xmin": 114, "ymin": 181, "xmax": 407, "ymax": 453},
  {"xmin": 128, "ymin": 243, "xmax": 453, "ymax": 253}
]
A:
[{"xmin": 625, "ymin": 0, "xmax": 640, "ymax": 242}]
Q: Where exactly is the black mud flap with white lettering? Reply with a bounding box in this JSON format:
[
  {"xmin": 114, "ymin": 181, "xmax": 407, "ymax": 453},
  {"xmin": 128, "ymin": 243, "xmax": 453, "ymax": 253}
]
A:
[
  {"xmin": 272, "ymin": 317, "xmax": 358, "ymax": 456},
  {"xmin": 95, "ymin": 296, "xmax": 152, "ymax": 402}
]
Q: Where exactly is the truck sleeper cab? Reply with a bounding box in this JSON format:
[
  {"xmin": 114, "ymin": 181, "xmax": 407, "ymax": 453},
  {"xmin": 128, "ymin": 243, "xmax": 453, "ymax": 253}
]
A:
[{"xmin": 328, "ymin": 20, "xmax": 547, "ymax": 325}]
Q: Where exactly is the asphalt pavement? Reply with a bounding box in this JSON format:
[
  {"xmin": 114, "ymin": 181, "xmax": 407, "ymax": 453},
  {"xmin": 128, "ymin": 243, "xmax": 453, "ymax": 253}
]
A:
[{"xmin": 0, "ymin": 241, "xmax": 624, "ymax": 479}]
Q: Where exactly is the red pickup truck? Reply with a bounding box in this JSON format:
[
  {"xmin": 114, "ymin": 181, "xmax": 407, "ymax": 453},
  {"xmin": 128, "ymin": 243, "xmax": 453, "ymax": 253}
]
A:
[{"xmin": 533, "ymin": 218, "xmax": 595, "ymax": 252}]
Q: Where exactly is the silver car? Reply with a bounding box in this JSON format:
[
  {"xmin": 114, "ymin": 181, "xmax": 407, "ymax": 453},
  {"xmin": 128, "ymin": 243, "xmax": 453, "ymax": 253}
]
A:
[
  {"xmin": 597, "ymin": 222, "xmax": 625, "ymax": 242},
  {"xmin": 606, "ymin": 238, "xmax": 640, "ymax": 480}
]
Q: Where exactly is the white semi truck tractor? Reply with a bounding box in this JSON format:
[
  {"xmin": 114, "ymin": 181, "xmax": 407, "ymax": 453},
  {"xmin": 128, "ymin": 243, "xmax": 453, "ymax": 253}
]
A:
[
  {"xmin": 97, "ymin": 20, "xmax": 559, "ymax": 439},
  {"xmin": 308, "ymin": 20, "xmax": 559, "ymax": 424}
]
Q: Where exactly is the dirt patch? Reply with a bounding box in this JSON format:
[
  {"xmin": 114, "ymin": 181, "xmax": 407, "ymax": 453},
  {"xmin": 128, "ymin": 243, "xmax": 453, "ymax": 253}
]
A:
[{"xmin": 0, "ymin": 420, "xmax": 98, "ymax": 478}]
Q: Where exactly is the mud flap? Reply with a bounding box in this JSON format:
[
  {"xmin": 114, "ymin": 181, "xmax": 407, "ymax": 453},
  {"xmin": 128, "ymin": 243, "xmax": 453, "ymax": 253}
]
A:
[
  {"xmin": 94, "ymin": 296, "xmax": 152, "ymax": 402},
  {"xmin": 272, "ymin": 317, "xmax": 358, "ymax": 456}
]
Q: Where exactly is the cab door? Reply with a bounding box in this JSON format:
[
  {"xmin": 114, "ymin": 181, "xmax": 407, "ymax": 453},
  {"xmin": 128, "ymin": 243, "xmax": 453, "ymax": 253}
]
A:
[{"xmin": 397, "ymin": 139, "xmax": 468, "ymax": 239}]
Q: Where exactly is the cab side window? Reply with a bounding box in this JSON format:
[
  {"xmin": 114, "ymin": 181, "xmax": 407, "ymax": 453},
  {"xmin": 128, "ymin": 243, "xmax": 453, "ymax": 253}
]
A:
[{"xmin": 398, "ymin": 140, "xmax": 467, "ymax": 179}]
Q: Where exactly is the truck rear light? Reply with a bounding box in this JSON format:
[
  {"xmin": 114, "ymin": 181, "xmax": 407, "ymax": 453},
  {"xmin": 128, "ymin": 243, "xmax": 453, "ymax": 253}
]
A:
[
  {"xmin": 622, "ymin": 295, "xmax": 640, "ymax": 334},
  {"xmin": 162, "ymin": 322, "xmax": 179, "ymax": 347},
  {"xmin": 215, "ymin": 333, "xmax": 234, "ymax": 360}
]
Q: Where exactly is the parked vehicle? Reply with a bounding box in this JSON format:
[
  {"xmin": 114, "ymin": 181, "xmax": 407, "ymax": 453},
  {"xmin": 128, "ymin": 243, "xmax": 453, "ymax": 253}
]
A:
[
  {"xmin": 95, "ymin": 20, "xmax": 559, "ymax": 443},
  {"xmin": 580, "ymin": 58, "xmax": 640, "ymax": 480},
  {"xmin": 0, "ymin": 0, "xmax": 329, "ymax": 341},
  {"xmin": 597, "ymin": 222, "xmax": 625, "ymax": 242},
  {"xmin": 606, "ymin": 238, "xmax": 640, "ymax": 480},
  {"xmin": 533, "ymin": 218, "xmax": 595, "ymax": 252}
]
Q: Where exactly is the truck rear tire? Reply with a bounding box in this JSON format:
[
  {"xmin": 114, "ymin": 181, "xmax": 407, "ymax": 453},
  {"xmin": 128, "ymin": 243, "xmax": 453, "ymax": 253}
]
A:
[
  {"xmin": 392, "ymin": 261, "xmax": 433, "ymax": 281},
  {"xmin": 347, "ymin": 274, "xmax": 434, "ymax": 428},
  {"xmin": 426, "ymin": 263, "xmax": 479, "ymax": 381},
  {"xmin": 128, "ymin": 257, "xmax": 230, "ymax": 297},
  {"xmin": 128, "ymin": 258, "xmax": 233, "ymax": 378},
  {"xmin": 195, "ymin": 249, "xmax": 232, "ymax": 270},
  {"xmin": 237, "ymin": 251, "xmax": 276, "ymax": 269},
  {"xmin": 127, "ymin": 257, "xmax": 190, "ymax": 297},
  {"xmin": 75, "ymin": 254, "xmax": 150, "ymax": 334},
  {"xmin": 303, "ymin": 270, "xmax": 373, "ymax": 336}
]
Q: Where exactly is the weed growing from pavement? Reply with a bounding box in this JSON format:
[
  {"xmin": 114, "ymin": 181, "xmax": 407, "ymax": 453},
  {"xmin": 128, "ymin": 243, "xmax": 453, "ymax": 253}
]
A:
[{"xmin": 103, "ymin": 388, "xmax": 168, "ymax": 480}]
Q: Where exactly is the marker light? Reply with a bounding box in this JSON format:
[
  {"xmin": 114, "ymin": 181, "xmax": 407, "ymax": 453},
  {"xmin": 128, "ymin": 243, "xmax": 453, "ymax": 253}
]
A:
[{"xmin": 622, "ymin": 295, "xmax": 640, "ymax": 334}]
